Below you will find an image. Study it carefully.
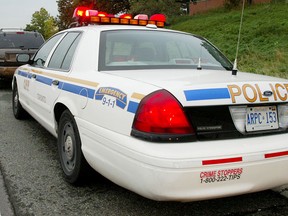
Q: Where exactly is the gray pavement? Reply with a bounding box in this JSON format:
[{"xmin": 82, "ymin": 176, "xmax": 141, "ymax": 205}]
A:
[
  {"xmin": 0, "ymin": 80, "xmax": 14, "ymax": 216},
  {"xmin": 0, "ymin": 168, "xmax": 14, "ymax": 216},
  {"xmin": 1, "ymin": 79, "xmax": 288, "ymax": 215},
  {"xmin": 274, "ymin": 185, "xmax": 288, "ymax": 200}
]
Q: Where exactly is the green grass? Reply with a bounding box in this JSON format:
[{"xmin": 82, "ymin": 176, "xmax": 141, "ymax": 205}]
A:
[{"xmin": 170, "ymin": 2, "xmax": 288, "ymax": 78}]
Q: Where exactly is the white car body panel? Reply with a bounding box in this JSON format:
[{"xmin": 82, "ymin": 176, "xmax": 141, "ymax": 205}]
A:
[
  {"xmin": 107, "ymin": 69, "xmax": 288, "ymax": 106},
  {"xmin": 79, "ymin": 117, "xmax": 288, "ymax": 201},
  {"xmin": 13, "ymin": 24, "xmax": 288, "ymax": 201}
]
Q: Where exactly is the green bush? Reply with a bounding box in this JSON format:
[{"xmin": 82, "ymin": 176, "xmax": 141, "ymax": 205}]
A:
[
  {"xmin": 224, "ymin": 0, "xmax": 241, "ymax": 9},
  {"xmin": 171, "ymin": 2, "xmax": 288, "ymax": 78}
]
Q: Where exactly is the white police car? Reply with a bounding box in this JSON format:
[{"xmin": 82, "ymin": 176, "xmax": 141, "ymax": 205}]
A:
[{"xmin": 12, "ymin": 7, "xmax": 288, "ymax": 201}]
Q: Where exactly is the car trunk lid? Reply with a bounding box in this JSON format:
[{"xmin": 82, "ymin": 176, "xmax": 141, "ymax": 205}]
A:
[{"xmin": 109, "ymin": 69, "xmax": 288, "ymax": 140}]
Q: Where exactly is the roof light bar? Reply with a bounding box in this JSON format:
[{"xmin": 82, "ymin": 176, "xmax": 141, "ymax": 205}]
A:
[
  {"xmin": 134, "ymin": 14, "xmax": 148, "ymax": 20},
  {"xmin": 150, "ymin": 14, "xmax": 166, "ymax": 22},
  {"xmin": 89, "ymin": 16, "xmax": 165, "ymax": 28},
  {"xmin": 98, "ymin": 11, "xmax": 107, "ymax": 17},
  {"xmin": 120, "ymin": 18, "xmax": 129, "ymax": 25},
  {"xmin": 86, "ymin": 10, "xmax": 98, "ymax": 17},
  {"xmin": 73, "ymin": 7, "xmax": 165, "ymax": 28},
  {"xmin": 119, "ymin": 14, "xmax": 132, "ymax": 19},
  {"xmin": 73, "ymin": 7, "xmax": 93, "ymax": 18}
]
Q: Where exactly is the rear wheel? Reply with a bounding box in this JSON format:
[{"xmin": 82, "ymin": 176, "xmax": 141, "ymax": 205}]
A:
[
  {"xmin": 12, "ymin": 81, "xmax": 26, "ymax": 119},
  {"xmin": 58, "ymin": 110, "xmax": 90, "ymax": 184}
]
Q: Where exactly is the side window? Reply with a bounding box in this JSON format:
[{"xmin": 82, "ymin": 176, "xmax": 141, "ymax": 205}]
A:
[
  {"xmin": 48, "ymin": 32, "xmax": 81, "ymax": 70},
  {"xmin": 32, "ymin": 33, "xmax": 64, "ymax": 67}
]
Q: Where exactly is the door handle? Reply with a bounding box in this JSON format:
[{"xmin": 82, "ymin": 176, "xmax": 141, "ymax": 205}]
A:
[
  {"xmin": 31, "ymin": 74, "xmax": 36, "ymax": 79},
  {"xmin": 52, "ymin": 80, "xmax": 59, "ymax": 86}
]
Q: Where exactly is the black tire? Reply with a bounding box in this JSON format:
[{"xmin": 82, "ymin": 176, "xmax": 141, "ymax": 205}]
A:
[
  {"xmin": 58, "ymin": 110, "xmax": 90, "ymax": 184},
  {"xmin": 12, "ymin": 81, "xmax": 26, "ymax": 119}
]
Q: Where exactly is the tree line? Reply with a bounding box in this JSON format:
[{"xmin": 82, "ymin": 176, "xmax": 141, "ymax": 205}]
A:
[
  {"xmin": 26, "ymin": 0, "xmax": 260, "ymax": 39},
  {"xmin": 25, "ymin": 0, "xmax": 188, "ymax": 39}
]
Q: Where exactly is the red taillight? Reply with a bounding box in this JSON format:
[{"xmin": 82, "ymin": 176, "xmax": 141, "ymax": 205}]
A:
[{"xmin": 133, "ymin": 90, "xmax": 194, "ymax": 135}]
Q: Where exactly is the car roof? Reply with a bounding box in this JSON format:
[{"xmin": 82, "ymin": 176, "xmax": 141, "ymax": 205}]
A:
[
  {"xmin": 0, "ymin": 28, "xmax": 42, "ymax": 35},
  {"xmin": 65, "ymin": 24, "xmax": 184, "ymax": 34},
  {"xmin": 0, "ymin": 28, "xmax": 24, "ymax": 32}
]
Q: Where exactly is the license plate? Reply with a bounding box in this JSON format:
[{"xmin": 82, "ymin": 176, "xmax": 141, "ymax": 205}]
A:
[{"xmin": 246, "ymin": 106, "xmax": 279, "ymax": 132}]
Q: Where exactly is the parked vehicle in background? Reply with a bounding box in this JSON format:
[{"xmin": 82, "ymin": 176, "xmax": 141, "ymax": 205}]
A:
[{"xmin": 0, "ymin": 28, "xmax": 44, "ymax": 80}]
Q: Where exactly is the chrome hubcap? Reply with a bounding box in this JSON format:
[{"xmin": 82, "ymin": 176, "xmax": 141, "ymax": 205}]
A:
[
  {"xmin": 64, "ymin": 135, "xmax": 74, "ymax": 161},
  {"xmin": 14, "ymin": 91, "xmax": 18, "ymax": 108}
]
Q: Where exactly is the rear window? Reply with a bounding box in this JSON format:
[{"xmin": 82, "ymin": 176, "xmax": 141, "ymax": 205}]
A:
[
  {"xmin": 99, "ymin": 30, "xmax": 233, "ymax": 71},
  {"xmin": 0, "ymin": 32, "xmax": 44, "ymax": 49}
]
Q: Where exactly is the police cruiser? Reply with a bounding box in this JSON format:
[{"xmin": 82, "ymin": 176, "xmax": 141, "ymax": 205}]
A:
[{"xmin": 12, "ymin": 7, "xmax": 288, "ymax": 201}]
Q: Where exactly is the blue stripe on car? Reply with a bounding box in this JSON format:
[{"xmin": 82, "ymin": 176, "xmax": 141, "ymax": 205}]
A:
[
  {"xmin": 127, "ymin": 101, "xmax": 139, "ymax": 113},
  {"xmin": 18, "ymin": 70, "xmax": 95, "ymax": 99},
  {"xmin": 18, "ymin": 70, "xmax": 138, "ymax": 113},
  {"xmin": 28, "ymin": 73, "xmax": 33, "ymax": 79},
  {"xmin": 61, "ymin": 83, "xmax": 95, "ymax": 99},
  {"xmin": 18, "ymin": 70, "xmax": 29, "ymax": 77},
  {"xmin": 184, "ymin": 88, "xmax": 231, "ymax": 101},
  {"xmin": 36, "ymin": 76, "xmax": 53, "ymax": 86}
]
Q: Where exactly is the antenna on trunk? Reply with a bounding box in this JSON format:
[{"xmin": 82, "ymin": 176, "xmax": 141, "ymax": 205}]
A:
[{"xmin": 232, "ymin": 0, "xmax": 246, "ymax": 76}]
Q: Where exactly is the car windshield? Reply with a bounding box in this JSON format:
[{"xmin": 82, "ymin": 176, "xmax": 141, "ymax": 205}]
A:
[
  {"xmin": 99, "ymin": 29, "xmax": 233, "ymax": 71},
  {"xmin": 0, "ymin": 32, "xmax": 44, "ymax": 49}
]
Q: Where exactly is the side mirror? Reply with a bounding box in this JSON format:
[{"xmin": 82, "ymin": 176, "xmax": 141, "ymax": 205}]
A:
[{"xmin": 16, "ymin": 54, "xmax": 30, "ymax": 63}]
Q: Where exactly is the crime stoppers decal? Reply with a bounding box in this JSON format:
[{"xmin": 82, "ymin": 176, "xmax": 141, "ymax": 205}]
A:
[{"xmin": 200, "ymin": 168, "xmax": 243, "ymax": 184}]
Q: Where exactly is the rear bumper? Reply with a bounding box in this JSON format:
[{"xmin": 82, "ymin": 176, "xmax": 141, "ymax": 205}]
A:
[
  {"xmin": 0, "ymin": 67, "xmax": 17, "ymax": 78},
  {"xmin": 78, "ymin": 118, "xmax": 288, "ymax": 201}
]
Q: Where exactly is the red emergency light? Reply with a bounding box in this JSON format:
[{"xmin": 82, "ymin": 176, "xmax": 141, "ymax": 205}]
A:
[
  {"xmin": 73, "ymin": 6, "xmax": 91, "ymax": 18},
  {"xmin": 134, "ymin": 14, "xmax": 148, "ymax": 20},
  {"xmin": 97, "ymin": 11, "xmax": 107, "ymax": 17},
  {"xmin": 119, "ymin": 14, "xmax": 132, "ymax": 19},
  {"xmin": 150, "ymin": 14, "xmax": 166, "ymax": 22}
]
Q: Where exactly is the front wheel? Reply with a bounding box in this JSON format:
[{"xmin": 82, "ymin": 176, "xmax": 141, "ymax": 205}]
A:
[
  {"xmin": 12, "ymin": 81, "xmax": 26, "ymax": 119},
  {"xmin": 58, "ymin": 110, "xmax": 89, "ymax": 184}
]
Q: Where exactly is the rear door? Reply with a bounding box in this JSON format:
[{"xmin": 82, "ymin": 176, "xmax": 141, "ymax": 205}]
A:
[{"xmin": 28, "ymin": 32, "xmax": 82, "ymax": 132}]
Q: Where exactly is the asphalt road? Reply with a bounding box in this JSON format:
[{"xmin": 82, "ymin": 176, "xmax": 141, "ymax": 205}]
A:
[{"xmin": 1, "ymin": 79, "xmax": 288, "ymax": 216}]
